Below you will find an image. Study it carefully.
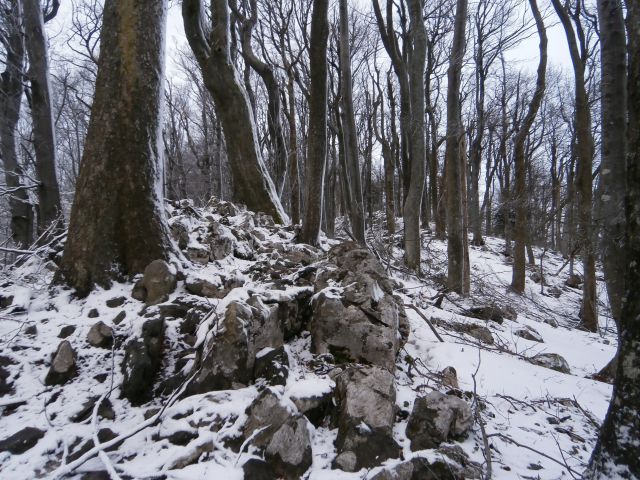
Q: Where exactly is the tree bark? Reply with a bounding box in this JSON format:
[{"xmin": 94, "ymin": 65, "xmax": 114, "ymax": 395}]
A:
[
  {"xmin": 404, "ymin": 0, "xmax": 427, "ymax": 271},
  {"xmin": 23, "ymin": 0, "xmax": 62, "ymax": 237},
  {"xmin": 57, "ymin": 0, "xmax": 177, "ymax": 296},
  {"xmin": 445, "ymin": 0, "xmax": 469, "ymax": 294},
  {"xmin": 338, "ymin": 0, "xmax": 365, "ymax": 245},
  {"xmin": 0, "ymin": 0, "xmax": 34, "ymax": 248},
  {"xmin": 182, "ymin": 0, "xmax": 287, "ymax": 223},
  {"xmin": 286, "ymin": 74, "xmax": 301, "ymax": 225},
  {"xmin": 299, "ymin": 0, "xmax": 329, "ymax": 245},
  {"xmin": 551, "ymin": 0, "xmax": 598, "ymax": 332},
  {"xmin": 511, "ymin": 0, "xmax": 547, "ymax": 293}
]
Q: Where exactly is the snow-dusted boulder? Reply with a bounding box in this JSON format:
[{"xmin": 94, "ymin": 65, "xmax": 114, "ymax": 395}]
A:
[
  {"xmin": 405, "ymin": 391, "xmax": 473, "ymax": 450},
  {"xmin": 265, "ymin": 415, "xmax": 313, "ymax": 479},
  {"xmin": 0, "ymin": 427, "xmax": 45, "ymax": 455},
  {"xmin": 254, "ymin": 346, "xmax": 289, "ymax": 386},
  {"xmin": 142, "ymin": 259, "xmax": 177, "ymax": 305},
  {"xmin": 530, "ymin": 353, "xmax": 571, "ymax": 374},
  {"xmin": 45, "ymin": 340, "xmax": 77, "ymax": 386},
  {"xmin": 513, "ymin": 325, "xmax": 544, "ymax": 343},
  {"xmin": 333, "ymin": 365, "xmax": 400, "ymax": 471},
  {"xmin": 370, "ymin": 456, "xmax": 466, "ymax": 480},
  {"xmin": 86, "ymin": 321, "xmax": 113, "ymax": 348}
]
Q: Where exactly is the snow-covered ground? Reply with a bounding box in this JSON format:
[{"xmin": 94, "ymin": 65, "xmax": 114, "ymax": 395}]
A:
[{"xmin": 0, "ymin": 206, "xmax": 615, "ymax": 479}]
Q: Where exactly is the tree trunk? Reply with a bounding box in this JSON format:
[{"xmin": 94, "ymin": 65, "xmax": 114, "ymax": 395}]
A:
[
  {"xmin": 0, "ymin": 0, "xmax": 34, "ymax": 248},
  {"xmin": 182, "ymin": 0, "xmax": 286, "ymax": 223},
  {"xmin": 597, "ymin": 0, "xmax": 627, "ymax": 324},
  {"xmin": 299, "ymin": 0, "xmax": 329, "ymax": 245},
  {"xmin": 511, "ymin": 0, "xmax": 547, "ymax": 294},
  {"xmin": 404, "ymin": 0, "xmax": 427, "ymax": 271},
  {"xmin": 587, "ymin": 3, "xmax": 640, "ymax": 475},
  {"xmin": 57, "ymin": 0, "xmax": 177, "ymax": 296},
  {"xmin": 23, "ymin": 0, "xmax": 62, "ymax": 237},
  {"xmin": 338, "ymin": 0, "xmax": 365, "ymax": 245},
  {"xmin": 286, "ymin": 74, "xmax": 301, "ymax": 225},
  {"xmin": 445, "ymin": 0, "xmax": 469, "ymax": 294}
]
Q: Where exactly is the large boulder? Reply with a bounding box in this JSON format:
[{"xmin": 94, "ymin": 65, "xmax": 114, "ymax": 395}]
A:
[
  {"xmin": 369, "ymin": 456, "xmax": 465, "ymax": 480},
  {"xmin": 188, "ymin": 296, "xmax": 283, "ymax": 394},
  {"xmin": 0, "ymin": 427, "xmax": 45, "ymax": 454},
  {"xmin": 121, "ymin": 318, "xmax": 165, "ymax": 404},
  {"xmin": 333, "ymin": 366, "xmax": 400, "ymax": 471},
  {"xmin": 405, "ymin": 391, "xmax": 473, "ymax": 450},
  {"xmin": 45, "ymin": 340, "xmax": 77, "ymax": 385},
  {"xmin": 142, "ymin": 260, "xmax": 177, "ymax": 306},
  {"xmin": 87, "ymin": 321, "xmax": 114, "ymax": 349},
  {"xmin": 310, "ymin": 243, "xmax": 404, "ymax": 370},
  {"xmin": 530, "ymin": 353, "xmax": 571, "ymax": 374},
  {"xmin": 254, "ymin": 346, "xmax": 289, "ymax": 386}
]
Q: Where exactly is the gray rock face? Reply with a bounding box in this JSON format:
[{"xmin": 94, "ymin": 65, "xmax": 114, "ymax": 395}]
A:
[
  {"xmin": 242, "ymin": 390, "xmax": 312, "ymax": 479},
  {"xmin": 254, "ymin": 346, "xmax": 289, "ymax": 386},
  {"xmin": 310, "ymin": 243, "xmax": 404, "ymax": 371},
  {"xmin": 185, "ymin": 274, "xmax": 224, "ymax": 298},
  {"xmin": 121, "ymin": 318, "xmax": 165, "ymax": 404},
  {"xmin": 333, "ymin": 366, "xmax": 400, "ymax": 471},
  {"xmin": 369, "ymin": 457, "xmax": 465, "ymax": 480},
  {"xmin": 186, "ymin": 245, "xmax": 210, "ymax": 265},
  {"xmin": 265, "ymin": 415, "xmax": 313, "ymax": 479},
  {"xmin": 513, "ymin": 325, "xmax": 544, "ymax": 343},
  {"xmin": 87, "ymin": 321, "xmax": 113, "ymax": 348},
  {"xmin": 0, "ymin": 427, "xmax": 45, "ymax": 454},
  {"xmin": 209, "ymin": 221, "xmax": 235, "ymax": 260},
  {"xmin": 142, "ymin": 260, "xmax": 177, "ymax": 305},
  {"xmin": 405, "ymin": 391, "xmax": 473, "ymax": 450},
  {"xmin": 188, "ymin": 295, "xmax": 285, "ymax": 394},
  {"xmin": 530, "ymin": 353, "xmax": 571, "ymax": 374},
  {"xmin": 45, "ymin": 340, "xmax": 77, "ymax": 385}
]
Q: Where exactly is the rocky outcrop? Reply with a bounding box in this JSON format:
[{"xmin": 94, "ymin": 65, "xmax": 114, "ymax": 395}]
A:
[
  {"xmin": 310, "ymin": 243, "xmax": 405, "ymax": 370},
  {"xmin": 121, "ymin": 318, "xmax": 165, "ymax": 404},
  {"xmin": 333, "ymin": 365, "xmax": 400, "ymax": 471},
  {"xmin": 405, "ymin": 391, "xmax": 473, "ymax": 450},
  {"xmin": 141, "ymin": 260, "xmax": 177, "ymax": 305},
  {"xmin": 45, "ymin": 341, "xmax": 77, "ymax": 386}
]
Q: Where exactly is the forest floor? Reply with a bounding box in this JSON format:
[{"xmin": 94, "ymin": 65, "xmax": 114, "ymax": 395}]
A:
[{"xmin": 0, "ymin": 203, "xmax": 615, "ymax": 479}]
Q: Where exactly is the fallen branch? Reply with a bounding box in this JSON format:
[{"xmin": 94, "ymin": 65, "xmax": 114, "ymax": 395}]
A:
[{"xmin": 404, "ymin": 303, "xmax": 445, "ymax": 343}]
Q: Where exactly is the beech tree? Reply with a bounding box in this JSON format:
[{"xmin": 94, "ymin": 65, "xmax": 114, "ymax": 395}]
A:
[
  {"xmin": 57, "ymin": 0, "xmax": 177, "ymax": 296},
  {"xmin": 182, "ymin": 0, "xmax": 287, "ymax": 223}
]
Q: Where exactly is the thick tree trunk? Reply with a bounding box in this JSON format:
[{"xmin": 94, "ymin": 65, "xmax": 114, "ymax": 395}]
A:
[
  {"xmin": 57, "ymin": 0, "xmax": 177, "ymax": 296},
  {"xmin": 404, "ymin": 0, "xmax": 427, "ymax": 271},
  {"xmin": 183, "ymin": 0, "xmax": 286, "ymax": 223},
  {"xmin": 23, "ymin": 0, "xmax": 62, "ymax": 236},
  {"xmin": 299, "ymin": 0, "xmax": 329, "ymax": 245},
  {"xmin": 511, "ymin": 0, "xmax": 547, "ymax": 293},
  {"xmin": 551, "ymin": 0, "xmax": 598, "ymax": 332},
  {"xmin": 445, "ymin": 0, "xmax": 469, "ymax": 294},
  {"xmin": 586, "ymin": 1, "xmax": 640, "ymax": 476},
  {"xmin": 0, "ymin": 0, "xmax": 34, "ymax": 248},
  {"xmin": 338, "ymin": 0, "xmax": 365, "ymax": 245},
  {"xmin": 597, "ymin": 0, "xmax": 627, "ymax": 324}
]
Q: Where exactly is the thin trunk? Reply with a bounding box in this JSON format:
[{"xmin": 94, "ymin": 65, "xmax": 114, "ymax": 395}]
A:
[{"xmin": 286, "ymin": 75, "xmax": 301, "ymax": 225}]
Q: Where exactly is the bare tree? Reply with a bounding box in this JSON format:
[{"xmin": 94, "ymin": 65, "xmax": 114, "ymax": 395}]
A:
[
  {"xmin": 182, "ymin": 0, "xmax": 287, "ymax": 223},
  {"xmin": 299, "ymin": 0, "xmax": 329, "ymax": 245},
  {"xmin": 510, "ymin": 0, "xmax": 547, "ymax": 294},
  {"xmin": 57, "ymin": 0, "xmax": 177, "ymax": 296},
  {"xmin": 0, "ymin": 0, "xmax": 34, "ymax": 247}
]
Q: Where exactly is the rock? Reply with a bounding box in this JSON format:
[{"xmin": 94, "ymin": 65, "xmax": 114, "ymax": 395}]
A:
[
  {"xmin": 186, "ymin": 244, "xmax": 210, "ymax": 265},
  {"xmin": 24, "ymin": 324, "xmax": 37, "ymax": 336},
  {"xmin": 0, "ymin": 294, "xmax": 14, "ymax": 309},
  {"xmin": 106, "ymin": 296, "xmax": 126, "ymax": 308},
  {"xmin": 58, "ymin": 325, "xmax": 76, "ymax": 339},
  {"xmin": 243, "ymin": 459, "xmax": 277, "ymax": 480},
  {"xmin": 0, "ymin": 427, "xmax": 45, "ymax": 454},
  {"xmin": 142, "ymin": 260, "xmax": 177, "ymax": 305},
  {"xmin": 242, "ymin": 389, "xmax": 293, "ymax": 448},
  {"xmin": 405, "ymin": 391, "xmax": 473, "ymax": 450},
  {"xmin": 71, "ymin": 397, "xmax": 115, "ymax": 422},
  {"xmin": 370, "ymin": 457, "xmax": 465, "ymax": 480},
  {"xmin": 565, "ymin": 274, "xmax": 583, "ymax": 289},
  {"xmin": 544, "ymin": 317, "xmax": 559, "ymax": 328},
  {"xmin": 265, "ymin": 415, "xmax": 313, "ymax": 479},
  {"xmin": 441, "ymin": 366, "xmax": 459, "ymax": 389},
  {"xmin": 530, "ymin": 353, "xmax": 571, "ymax": 374},
  {"xmin": 437, "ymin": 443, "xmax": 483, "ymax": 478},
  {"xmin": 513, "ymin": 325, "xmax": 544, "ymax": 343},
  {"xmin": 254, "ymin": 346, "xmax": 289, "ymax": 386},
  {"xmin": 120, "ymin": 318, "xmax": 165, "ymax": 404},
  {"xmin": 170, "ymin": 220, "xmax": 190, "ymax": 250},
  {"xmin": 466, "ymin": 305, "xmax": 505, "ymax": 323},
  {"xmin": 530, "ymin": 271, "xmax": 543, "ymax": 284},
  {"xmin": 209, "ymin": 222, "xmax": 236, "ymax": 260},
  {"xmin": 268, "ymin": 288, "xmax": 313, "ymax": 341},
  {"xmin": 45, "ymin": 340, "xmax": 77, "ymax": 386},
  {"xmin": 289, "ymin": 382, "xmax": 333, "ymax": 427},
  {"xmin": 87, "ymin": 308, "xmax": 99, "ymax": 318},
  {"xmin": 185, "ymin": 274, "xmax": 227, "ymax": 299},
  {"xmin": 502, "ymin": 305, "xmax": 518, "ymax": 321},
  {"xmin": 112, "ymin": 310, "xmax": 126, "ymax": 325},
  {"xmin": 0, "ymin": 355, "xmax": 16, "ymax": 395},
  {"xmin": 166, "ymin": 430, "xmax": 198, "ymax": 446},
  {"xmin": 87, "ymin": 321, "xmax": 114, "ymax": 348},
  {"xmin": 547, "ymin": 286, "xmax": 563, "ymax": 298},
  {"xmin": 333, "ymin": 366, "xmax": 400, "ymax": 470},
  {"xmin": 131, "ymin": 279, "xmax": 146, "ymax": 302}
]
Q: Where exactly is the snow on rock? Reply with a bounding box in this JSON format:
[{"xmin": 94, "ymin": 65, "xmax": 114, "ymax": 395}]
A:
[{"xmin": 0, "ymin": 202, "xmax": 616, "ymax": 479}]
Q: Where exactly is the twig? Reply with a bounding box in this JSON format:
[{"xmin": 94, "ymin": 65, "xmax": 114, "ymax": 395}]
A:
[{"xmin": 404, "ymin": 303, "xmax": 445, "ymax": 343}]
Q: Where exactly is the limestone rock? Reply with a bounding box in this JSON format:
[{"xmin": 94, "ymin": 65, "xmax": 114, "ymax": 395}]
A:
[
  {"xmin": 530, "ymin": 353, "xmax": 571, "ymax": 374},
  {"xmin": 333, "ymin": 365, "xmax": 400, "ymax": 471},
  {"xmin": 142, "ymin": 260, "xmax": 177, "ymax": 306},
  {"xmin": 405, "ymin": 391, "xmax": 473, "ymax": 450},
  {"xmin": 265, "ymin": 415, "xmax": 313, "ymax": 479},
  {"xmin": 45, "ymin": 340, "xmax": 77, "ymax": 385},
  {"xmin": 87, "ymin": 321, "xmax": 113, "ymax": 348}
]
